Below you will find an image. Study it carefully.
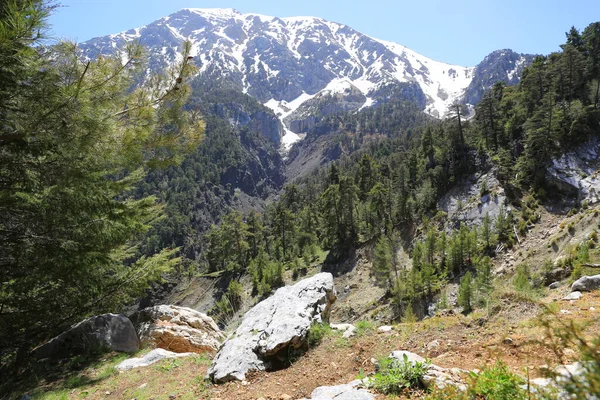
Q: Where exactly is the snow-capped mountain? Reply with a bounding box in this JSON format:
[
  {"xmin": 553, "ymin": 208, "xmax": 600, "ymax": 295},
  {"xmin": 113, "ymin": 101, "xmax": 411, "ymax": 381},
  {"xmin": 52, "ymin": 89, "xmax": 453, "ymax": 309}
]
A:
[{"xmin": 81, "ymin": 8, "xmax": 533, "ymax": 148}]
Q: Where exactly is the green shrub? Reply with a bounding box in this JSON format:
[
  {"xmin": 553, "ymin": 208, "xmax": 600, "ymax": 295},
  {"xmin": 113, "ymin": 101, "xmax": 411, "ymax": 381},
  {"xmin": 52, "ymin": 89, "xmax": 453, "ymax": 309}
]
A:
[
  {"xmin": 370, "ymin": 353, "xmax": 430, "ymax": 394},
  {"xmin": 355, "ymin": 320, "xmax": 375, "ymax": 337},
  {"xmin": 307, "ymin": 323, "xmax": 332, "ymax": 347},
  {"xmin": 467, "ymin": 361, "xmax": 527, "ymax": 400},
  {"xmin": 570, "ymin": 262, "xmax": 583, "ymax": 282},
  {"xmin": 458, "ymin": 272, "xmax": 473, "ymax": 314},
  {"xmin": 513, "ymin": 264, "xmax": 531, "ymax": 293}
]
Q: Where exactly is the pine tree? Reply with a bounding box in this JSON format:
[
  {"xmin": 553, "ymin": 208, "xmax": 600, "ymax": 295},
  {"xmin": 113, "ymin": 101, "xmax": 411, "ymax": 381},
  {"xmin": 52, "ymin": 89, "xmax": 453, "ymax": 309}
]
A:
[
  {"xmin": 372, "ymin": 236, "xmax": 396, "ymax": 288},
  {"xmin": 583, "ymin": 22, "xmax": 600, "ymax": 107},
  {"xmin": 458, "ymin": 272, "xmax": 473, "ymax": 314},
  {"xmin": 0, "ymin": 0, "xmax": 203, "ymax": 365}
]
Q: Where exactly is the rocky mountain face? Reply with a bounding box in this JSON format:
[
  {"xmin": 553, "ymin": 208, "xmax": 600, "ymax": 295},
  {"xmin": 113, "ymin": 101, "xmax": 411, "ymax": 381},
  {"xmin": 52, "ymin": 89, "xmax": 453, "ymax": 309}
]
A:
[
  {"xmin": 463, "ymin": 49, "xmax": 536, "ymax": 105},
  {"xmin": 80, "ymin": 8, "xmax": 534, "ymax": 148}
]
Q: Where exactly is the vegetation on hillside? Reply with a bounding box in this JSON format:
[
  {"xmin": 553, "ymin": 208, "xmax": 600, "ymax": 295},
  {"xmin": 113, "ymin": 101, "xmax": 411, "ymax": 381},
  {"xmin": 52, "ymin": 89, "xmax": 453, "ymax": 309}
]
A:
[{"xmin": 203, "ymin": 21, "xmax": 600, "ymax": 322}]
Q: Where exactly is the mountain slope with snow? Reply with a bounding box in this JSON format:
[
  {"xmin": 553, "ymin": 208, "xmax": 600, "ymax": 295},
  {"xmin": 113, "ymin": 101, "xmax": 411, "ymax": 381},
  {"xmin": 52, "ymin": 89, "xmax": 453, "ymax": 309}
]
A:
[{"xmin": 81, "ymin": 8, "xmax": 532, "ymax": 148}]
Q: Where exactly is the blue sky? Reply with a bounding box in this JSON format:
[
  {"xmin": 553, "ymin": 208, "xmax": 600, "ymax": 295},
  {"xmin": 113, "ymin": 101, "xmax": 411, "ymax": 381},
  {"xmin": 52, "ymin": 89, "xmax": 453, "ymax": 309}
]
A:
[{"xmin": 48, "ymin": 0, "xmax": 599, "ymax": 66}]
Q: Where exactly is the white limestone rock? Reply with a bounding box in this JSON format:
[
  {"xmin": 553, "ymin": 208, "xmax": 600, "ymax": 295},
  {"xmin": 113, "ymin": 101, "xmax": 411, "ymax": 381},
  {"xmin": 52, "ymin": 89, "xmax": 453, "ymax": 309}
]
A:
[{"xmin": 207, "ymin": 273, "xmax": 337, "ymax": 383}]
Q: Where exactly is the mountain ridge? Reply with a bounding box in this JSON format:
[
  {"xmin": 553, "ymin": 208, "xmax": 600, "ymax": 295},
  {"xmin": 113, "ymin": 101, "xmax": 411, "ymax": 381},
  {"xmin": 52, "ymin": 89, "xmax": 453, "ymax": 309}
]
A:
[{"xmin": 80, "ymin": 8, "xmax": 534, "ymax": 148}]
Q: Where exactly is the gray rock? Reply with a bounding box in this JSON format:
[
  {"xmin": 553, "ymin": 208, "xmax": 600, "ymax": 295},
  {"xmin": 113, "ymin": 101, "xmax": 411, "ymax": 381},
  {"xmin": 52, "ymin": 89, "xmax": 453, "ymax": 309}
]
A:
[
  {"xmin": 131, "ymin": 305, "xmax": 224, "ymax": 354},
  {"xmin": 207, "ymin": 273, "xmax": 336, "ymax": 383},
  {"xmin": 563, "ymin": 291, "xmax": 583, "ymax": 301},
  {"xmin": 572, "ymin": 274, "xmax": 600, "ymax": 292},
  {"xmin": 547, "ymin": 137, "xmax": 600, "ymax": 205},
  {"xmin": 427, "ymin": 339, "xmax": 440, "ymax": 351},
  {"xmin": 526, "ymin": 362, "xmax": 598, "ymax": 399},
  {"xmin": 377, "ymin": 325, "xmax": 393, "ymax": 333},
  {"xmin": 331, "ymin": 323, "xmax": 356, "ymax": 338},
  {"xmin": 549, "ymin": 282, "xmax": 561, "ymax": 290},
  {"xmin": 116, "ymin": 348, "xmax": 194, "ymax": 371},
  {"xmin": 544, "ymin": 267, "xmax": 573, "ymax": 286},
  {"xmin": 389, "ymin": 350, "xmax": 427, "ymax": 365},
  {"xmin": 33, "ymin": 314, "xmax": 139, "ymax": 360},
  {"xmin": 310, "ymin": 383, "xmax": 374, "ymax": 400}
]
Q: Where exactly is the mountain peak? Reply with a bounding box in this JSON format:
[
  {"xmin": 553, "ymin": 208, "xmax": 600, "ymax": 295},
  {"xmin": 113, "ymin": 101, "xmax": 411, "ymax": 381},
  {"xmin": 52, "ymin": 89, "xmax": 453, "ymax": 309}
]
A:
[
  {"xmin": 183, "ymin": 8, "xmax": 241, "ymax": 18},
  {"xmin": 81, "ymin": 9, "xmax": 534, "ymax": 148}
]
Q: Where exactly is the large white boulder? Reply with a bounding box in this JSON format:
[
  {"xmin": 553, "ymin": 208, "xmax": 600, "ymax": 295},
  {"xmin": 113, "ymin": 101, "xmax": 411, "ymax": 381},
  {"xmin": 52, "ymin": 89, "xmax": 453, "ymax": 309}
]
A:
[
  {"xmin": 33, "ymin": 314, "xmax": 139, "ymax": 360},
  {"xmin": 207, "ymin": 273, "xmax": 337, "ymax": 383},
  {"xmin": 130, "ymin": 305, "xmax": 224, "ymax": 354}
]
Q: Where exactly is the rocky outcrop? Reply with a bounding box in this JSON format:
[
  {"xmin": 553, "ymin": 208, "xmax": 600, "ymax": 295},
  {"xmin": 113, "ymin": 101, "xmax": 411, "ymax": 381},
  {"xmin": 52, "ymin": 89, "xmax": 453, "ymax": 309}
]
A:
[
  {"xmin": 547, "ymin": 137, "xmax": 600, "ymax": 204},
  {"xmin": 571, "ymin": 274, "xmax": 600, "ymax": 292},
  {"xmin": 116, "ymin": 348, "xmax": 194, "ymax": 371},
  {"xmin": 130, "ymin": 305, "xmax": 224, "ymax": 354},
  {"xmin": 207, "ymin": 273, "xmax": 337, "ymax": 383},
  {"xmin": 528, "ymin": 362, "xmax": 597, "ymax": 399},
  {"xmin": 464, "ymin": 50, "xmax": 534, "ymax": 106},
  {"xmin": 438, "ymin": 172, "xmax": 507, "ymax": 229},
  {"xmin": 33, "ymin": 314, "xmax": 139, "ymax": 360}
]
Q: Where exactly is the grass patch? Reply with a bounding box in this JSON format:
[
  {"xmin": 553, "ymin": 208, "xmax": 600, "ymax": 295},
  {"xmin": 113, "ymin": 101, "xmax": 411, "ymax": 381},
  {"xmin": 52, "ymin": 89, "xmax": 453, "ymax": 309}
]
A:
[{"xmin": 355, "ymin": 320, "xmax": 375, "ymax": 337}]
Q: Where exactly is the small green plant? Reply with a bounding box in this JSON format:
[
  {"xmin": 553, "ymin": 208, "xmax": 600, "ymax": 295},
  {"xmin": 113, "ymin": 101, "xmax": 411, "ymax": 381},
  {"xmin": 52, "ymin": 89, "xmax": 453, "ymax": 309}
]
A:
[
  {"xmin": 466, "ymin": 361, "xmax": 527, "ymax": 400},
  {"xmin": 402, "ymin": 305, "xmax": 418, "ymax": 323},
  {"xmin": 370, "ymin": 353, "xmax": 430, "ymax": 394},
  {"xmin": 155, "ymin": 358, "xmax": 182, "ymax": 372},
  {"xmin": 307, "ymin": 322, "xmax": 332, "ymax": 347},
  {"xmin": 355, "ymin": 320, "xmax": 375, "ymax": 337},
  {"xmin": 193, "ymin": 354, "xmax": 212, "ymax": 366},
  {"xmin": 513, "ymin": 264, "xmax": 531, "ymax": 293},
  {"xmin": 480, "ymin": 180, "xmax": 489, "ymax": 197},
  {"xmin": 438, "ymin": 291, "xmax": 449, "ymax": 310},
  {"xmin": 356, "ymin": 367, "xmax": 367, "ymax": 380},
  {"xmin": 570, "ymin": 262, "xmax": 583, "ymax": 282}
]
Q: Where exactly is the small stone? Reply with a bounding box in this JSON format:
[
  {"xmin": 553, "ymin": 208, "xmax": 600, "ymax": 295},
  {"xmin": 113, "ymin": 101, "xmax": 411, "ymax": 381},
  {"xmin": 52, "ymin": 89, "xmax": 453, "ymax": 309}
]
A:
[
  {"xmin": 563, "ymin": 348, "xmax": 576, "ymax": 357},
  {"xmin": 549, "ymin": 282, "xmax": 560, "ymax": 289},
  {"xmin": 138, "ymin": 383, "xmax": 147, "ymax": 389},
  {"xmin": 241, "ymin": 380, "xmax": 249, "ymax": 386},
  {"xmin": 105, "ymin": 392, "xmax": 111, "ymax": 396},
  {"xmin": 560, "ymin": 309, "xmax": 572, "ymax": 314},
  {"xmin": 169, "ymin": 395, "xmax": 176, "ymax": 400},
  {"xmin": 591, "ymin": 307, "xmax": 596, "ymax": 311},
  {"xmin": 563, "ymin": 291, "xmax": 583, "ymax": 301},
  {"xmin": 427, "ymin": 339, "xmax": 440, "ymax": 351},
  {"xmin": 377, "ymin": 325, "xmax": 393, "ymax": 333},
  {"xmin": 503, "ymin": 338, "xmax": 514, "ymax": 345},
  {"xmin": 280, "ymin": 395, "xmax": 292, "ymax": 400}
]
